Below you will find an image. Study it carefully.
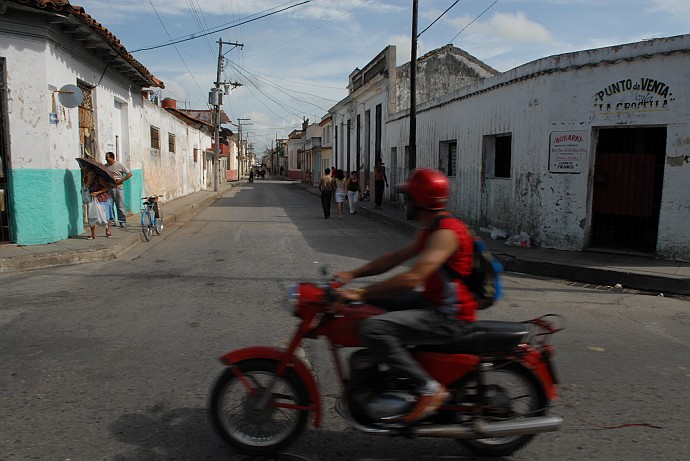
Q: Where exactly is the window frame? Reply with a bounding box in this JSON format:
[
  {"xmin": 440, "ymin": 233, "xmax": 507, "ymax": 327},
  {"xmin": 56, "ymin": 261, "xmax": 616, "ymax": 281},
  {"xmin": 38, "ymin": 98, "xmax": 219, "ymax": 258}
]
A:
[
  {"xmin": 439, "ymin": 140, "xmax": 458, "ymax": 177},
  {"xmin": 168, "ymin": 132, "xmax": 176, "ymax": 153},
  {"xmin": 150, "ymin": 126, "xmax": 160, "ymax": 150}
]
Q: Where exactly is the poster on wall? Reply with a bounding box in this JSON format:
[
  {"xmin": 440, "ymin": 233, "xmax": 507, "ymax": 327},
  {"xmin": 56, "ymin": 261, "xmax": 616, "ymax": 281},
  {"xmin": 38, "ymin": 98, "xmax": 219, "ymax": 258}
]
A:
[{"xmin": 549, "ymin": 131, "xmax": 588, "ymax": 173}]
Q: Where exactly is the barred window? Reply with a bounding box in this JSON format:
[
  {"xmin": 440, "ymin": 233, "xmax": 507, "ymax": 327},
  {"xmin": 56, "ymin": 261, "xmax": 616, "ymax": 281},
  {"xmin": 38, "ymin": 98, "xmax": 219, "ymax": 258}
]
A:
[
  {"xmin": 150, "ymin": 126, "xmax": 160, "ymax": 149},
  {"xmin": 439, "ymin": 140, "xmax": 458, "ymax": 177},
  {"xmin": 168, "ymin": 133, "xmax": 175, "ymax": 153}
]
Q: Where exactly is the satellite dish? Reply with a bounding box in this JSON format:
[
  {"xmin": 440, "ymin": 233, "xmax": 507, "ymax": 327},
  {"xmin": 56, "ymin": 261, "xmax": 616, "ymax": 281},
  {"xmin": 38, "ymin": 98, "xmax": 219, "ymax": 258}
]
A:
[{"xmin": 57, "ymin": 84, "xmax": 84, "ymax": 108}]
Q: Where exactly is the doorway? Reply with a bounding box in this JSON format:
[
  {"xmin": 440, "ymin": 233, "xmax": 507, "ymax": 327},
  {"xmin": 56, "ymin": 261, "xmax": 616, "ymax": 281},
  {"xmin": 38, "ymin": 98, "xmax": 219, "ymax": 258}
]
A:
[
  {"xmin": 591, "ymin": 127, "xmax": 666, "ymax": 253},
  {"xmin": 0, "ymin": 58, "xmax": 11, "ymax": 243}
]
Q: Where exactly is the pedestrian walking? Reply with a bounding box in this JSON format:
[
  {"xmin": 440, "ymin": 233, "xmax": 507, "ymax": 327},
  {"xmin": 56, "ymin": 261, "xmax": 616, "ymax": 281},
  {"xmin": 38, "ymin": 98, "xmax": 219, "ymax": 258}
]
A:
[
  {"xmin": 318, "ymin": 168, "xmax": 335, "ymax": 219},
  {"xmin": 345, "ymin": 171, "xmax": 361, "ymax": 215},
  {"xmin": 374, "ymin": 158, "xmax": 388, "ymax": 209},
  {"xmin": 105, "ymin": 152, "xmax": 132, "ymax": 227},
  {"xmin": 334, "ymin": 169, "xmax": 346, "ymax": 220},
  {"xmin": 82, "ymin": 166, "xmax": 113, "ymax": 239}
]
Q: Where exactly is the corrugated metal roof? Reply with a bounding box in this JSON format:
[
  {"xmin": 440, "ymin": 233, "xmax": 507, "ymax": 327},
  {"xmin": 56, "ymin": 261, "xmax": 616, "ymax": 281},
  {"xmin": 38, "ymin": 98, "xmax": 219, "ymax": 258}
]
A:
[{"xmin": 6, "ymin": 0, "xmax": 164, "ymax": 88}]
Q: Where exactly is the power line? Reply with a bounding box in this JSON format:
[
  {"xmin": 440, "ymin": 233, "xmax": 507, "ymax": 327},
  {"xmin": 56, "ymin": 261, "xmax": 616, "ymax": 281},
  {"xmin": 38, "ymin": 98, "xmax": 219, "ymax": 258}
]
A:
[
  {"xmin": 147, "ymin": 0, "xmax": 206, "ymax": 106},
  {"xmin": 418, "ymin": 0, "xmax": 461, "ymax": 37},
  {"xmin": 131, "ymin": 1, "xmax": 311, "ymax": 53},
  {"xmin": 245, "ymin": 0, "xmax": 373, "ymax": 57},
  {"xmin": 227, "ymin": 62, "xmax": 301, "ymax": 122},
  {"xmin": 449, "ymin": 0, "xmax": 499, "ymax": 43},
  {"xmin": 228, "ymin": 64, "xmax": 345, "ymax": 90},
  {"xmin": 227, "ymin": 60, "xmax": 341, "ymax": 106}
]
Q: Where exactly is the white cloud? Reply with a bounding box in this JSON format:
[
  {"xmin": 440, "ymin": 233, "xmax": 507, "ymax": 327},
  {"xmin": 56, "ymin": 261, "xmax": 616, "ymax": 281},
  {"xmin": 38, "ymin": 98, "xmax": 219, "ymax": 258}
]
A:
[
  {"xmin": 647, "ymin": 0, "xmax": 690, "ymax": 16},
  {"xmin": 447, "ymin": 11, "xmax": 553, "ymax": 44}
]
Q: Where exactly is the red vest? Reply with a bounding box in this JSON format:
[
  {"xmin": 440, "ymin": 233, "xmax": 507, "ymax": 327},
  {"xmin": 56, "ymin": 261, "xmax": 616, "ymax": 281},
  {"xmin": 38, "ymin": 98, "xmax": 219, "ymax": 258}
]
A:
[{"xmin": 418, "ymin": 215, "xmax": 477, "ymax": 322}]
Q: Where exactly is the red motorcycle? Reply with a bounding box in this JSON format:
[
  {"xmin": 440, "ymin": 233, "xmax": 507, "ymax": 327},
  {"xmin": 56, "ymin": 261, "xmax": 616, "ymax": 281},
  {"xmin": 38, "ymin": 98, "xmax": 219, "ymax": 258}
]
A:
[{"xmin": 210, "ymin": 278, "xmax": 563, "ymax": 457}]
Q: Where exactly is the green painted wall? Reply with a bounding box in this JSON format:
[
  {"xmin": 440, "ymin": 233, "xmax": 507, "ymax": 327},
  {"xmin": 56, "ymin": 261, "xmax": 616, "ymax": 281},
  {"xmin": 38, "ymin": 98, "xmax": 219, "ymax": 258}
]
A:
[
  {"xmin": 123, "ymin": 169, "xmax": 144, "ymax": 218},
  {"xmin": 9, "ymin": 168, "xmax": 143, "ymax": 245}
]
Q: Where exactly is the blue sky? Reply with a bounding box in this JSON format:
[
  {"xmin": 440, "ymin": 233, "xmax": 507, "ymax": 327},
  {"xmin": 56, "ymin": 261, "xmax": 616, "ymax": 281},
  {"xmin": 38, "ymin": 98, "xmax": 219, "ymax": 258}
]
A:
[{"xmin": 75, "ymin": 0, "xmax": 690, "ymax": 154}]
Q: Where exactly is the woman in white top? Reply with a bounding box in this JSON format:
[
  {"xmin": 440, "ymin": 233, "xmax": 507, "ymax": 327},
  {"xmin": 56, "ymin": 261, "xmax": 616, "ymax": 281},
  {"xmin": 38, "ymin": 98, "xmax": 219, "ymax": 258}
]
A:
[
  {"xmin": 345, "ymin": 171, "xmax": 361, "ymax": 215},
  {"xmin": 334, "ymin": 169, "xmax": 346, "ymax": 220}
]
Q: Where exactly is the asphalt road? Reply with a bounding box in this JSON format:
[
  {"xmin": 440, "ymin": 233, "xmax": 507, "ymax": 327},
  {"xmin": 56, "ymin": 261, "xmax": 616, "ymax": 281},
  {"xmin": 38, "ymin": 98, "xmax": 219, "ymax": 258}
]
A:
[{"xmin": 1, "ymin": 179, "xmax": 688, "ymax": 461}]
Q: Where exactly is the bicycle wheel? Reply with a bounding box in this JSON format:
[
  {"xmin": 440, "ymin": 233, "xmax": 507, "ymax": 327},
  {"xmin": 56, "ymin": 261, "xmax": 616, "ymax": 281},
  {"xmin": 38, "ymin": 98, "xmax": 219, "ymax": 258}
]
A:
[
  {"xmin": 141, "ymin": 211, "xmax": 153, "ymax": 241},
  {"xmin": 154, "ymin": 216, "xmax": 164, "ymax": 235}
]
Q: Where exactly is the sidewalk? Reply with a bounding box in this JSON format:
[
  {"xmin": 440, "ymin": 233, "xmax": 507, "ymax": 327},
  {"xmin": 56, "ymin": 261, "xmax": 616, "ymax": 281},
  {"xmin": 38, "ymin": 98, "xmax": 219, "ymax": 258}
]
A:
[
  {"xmin": 0, "ymin": 183, "xmax": 235, "ymax": 273},
  {"xmin": 295, "ymin": 182, "xmax": 690, "ymax": 296}
]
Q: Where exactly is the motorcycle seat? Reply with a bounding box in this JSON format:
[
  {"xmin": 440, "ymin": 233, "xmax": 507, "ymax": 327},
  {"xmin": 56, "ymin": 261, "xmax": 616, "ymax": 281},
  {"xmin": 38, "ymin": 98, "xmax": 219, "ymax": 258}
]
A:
[{"xmin": 415, "ymin": 321, "xmax": 530, "ymax": 354}]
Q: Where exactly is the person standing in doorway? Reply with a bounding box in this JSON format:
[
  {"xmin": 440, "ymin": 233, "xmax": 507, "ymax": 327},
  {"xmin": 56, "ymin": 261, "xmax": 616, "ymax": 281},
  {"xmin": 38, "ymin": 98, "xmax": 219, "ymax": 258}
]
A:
[
  {"xmin": 374, "ymin": 159, "xmax": 388, "ymax": 210},
  {"xmin": 318, "ymin": 168, "xmax": 335, "ymax": 219},
  {"xmin": 105, "ymin": 152, "xmax": 132, "ymax": 227},
  {"xmin": 345, "ymin": 171, "xmax": 361, "ymax": 215}
]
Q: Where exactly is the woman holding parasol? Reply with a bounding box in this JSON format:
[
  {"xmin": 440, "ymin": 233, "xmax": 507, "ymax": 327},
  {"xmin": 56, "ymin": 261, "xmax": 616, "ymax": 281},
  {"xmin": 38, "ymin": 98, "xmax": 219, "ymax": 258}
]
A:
[{"xmin": 78, "ymin": 157, "xmax": 115, "ymax": 239}]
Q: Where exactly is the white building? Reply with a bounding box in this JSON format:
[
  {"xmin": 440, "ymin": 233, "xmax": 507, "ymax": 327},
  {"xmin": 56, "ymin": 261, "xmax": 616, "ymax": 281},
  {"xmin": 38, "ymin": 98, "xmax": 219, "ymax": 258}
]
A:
[
  {"xmin": 329, "ymin": 45, "xmax": 498, "ymax": 205},
  {"xmin": 0, "ymin": 0, "xmax": 212, "ymax": 245},
  {"xmin": 382, "ymin": 35, "xmax": 690, "ymax": 261}
]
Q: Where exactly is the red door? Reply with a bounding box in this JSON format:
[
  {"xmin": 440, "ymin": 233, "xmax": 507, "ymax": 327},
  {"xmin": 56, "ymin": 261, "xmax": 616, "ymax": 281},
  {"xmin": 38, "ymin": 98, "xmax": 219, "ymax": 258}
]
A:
[{"xmin": 591, "ymin": 127, "xmax": 666, "ymax": 252}]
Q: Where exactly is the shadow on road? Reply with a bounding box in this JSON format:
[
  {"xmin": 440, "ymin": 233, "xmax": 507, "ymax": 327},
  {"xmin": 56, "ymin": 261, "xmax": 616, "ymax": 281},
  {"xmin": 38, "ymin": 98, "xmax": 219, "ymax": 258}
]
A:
[{"xmin": 109, "ymin": 405, "xmax": 506, "ymax": 461}]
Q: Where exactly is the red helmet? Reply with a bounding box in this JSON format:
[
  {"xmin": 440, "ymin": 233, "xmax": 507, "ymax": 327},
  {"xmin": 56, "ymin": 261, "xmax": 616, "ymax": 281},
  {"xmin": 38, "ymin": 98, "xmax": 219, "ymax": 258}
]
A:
[{"xmin": 398, "ymin": 168, "xmax": 449, "ymax": 210}]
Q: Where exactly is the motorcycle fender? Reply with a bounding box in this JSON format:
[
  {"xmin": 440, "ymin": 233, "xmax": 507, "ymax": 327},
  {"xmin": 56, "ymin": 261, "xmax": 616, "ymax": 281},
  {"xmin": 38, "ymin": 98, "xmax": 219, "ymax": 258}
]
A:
[
  {"xmin": 219, "ymin": 346, "xmax": 322, "ymax": 428},
  {"xmin": 521, "ymin": 349, "xmax": 558, "ymax": 401}
]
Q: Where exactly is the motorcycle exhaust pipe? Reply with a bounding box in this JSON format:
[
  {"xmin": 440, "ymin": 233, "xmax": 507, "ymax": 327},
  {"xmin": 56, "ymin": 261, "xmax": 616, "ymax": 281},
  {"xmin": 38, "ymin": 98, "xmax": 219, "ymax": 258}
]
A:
[{"xmin": 414, "ymin": 415, "xmax": 563, "ymax": 439}]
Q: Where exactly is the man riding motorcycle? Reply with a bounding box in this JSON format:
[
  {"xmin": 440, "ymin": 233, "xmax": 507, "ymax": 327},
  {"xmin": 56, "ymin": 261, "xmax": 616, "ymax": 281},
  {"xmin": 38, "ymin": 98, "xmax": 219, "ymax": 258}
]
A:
[{"xmin": 336, "ymin": 167, "xmax": 477, "ymax": 424}]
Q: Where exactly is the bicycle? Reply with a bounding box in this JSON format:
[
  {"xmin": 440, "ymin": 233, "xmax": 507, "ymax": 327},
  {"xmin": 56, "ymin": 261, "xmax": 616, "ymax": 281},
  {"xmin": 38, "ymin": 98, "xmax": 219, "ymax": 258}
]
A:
[{"xmin": 141, "ymin": 195, "xmax": 163, "ymax": 241}]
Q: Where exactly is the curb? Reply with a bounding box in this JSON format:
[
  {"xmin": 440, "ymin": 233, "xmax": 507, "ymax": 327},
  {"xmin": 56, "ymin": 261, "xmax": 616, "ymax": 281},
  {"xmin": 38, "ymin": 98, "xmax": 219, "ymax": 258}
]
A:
[
  {"xmin": 497, "ymin": 255, "xmax": 689, "ymax": 295},
  {"xmin": 0, "ymin": 189, "xmax": 229, "ymax": 273}
]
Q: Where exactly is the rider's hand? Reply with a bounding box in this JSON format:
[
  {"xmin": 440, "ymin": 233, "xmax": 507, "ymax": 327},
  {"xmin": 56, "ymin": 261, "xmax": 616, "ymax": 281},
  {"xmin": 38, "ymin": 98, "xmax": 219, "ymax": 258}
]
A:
[
  {"xmin": 333, "ymin": 271, "xmax": 355, "ymax": 285},
  {"xmin": 338, "ymin": 288, "xmax": 365, "ymax": 303}
]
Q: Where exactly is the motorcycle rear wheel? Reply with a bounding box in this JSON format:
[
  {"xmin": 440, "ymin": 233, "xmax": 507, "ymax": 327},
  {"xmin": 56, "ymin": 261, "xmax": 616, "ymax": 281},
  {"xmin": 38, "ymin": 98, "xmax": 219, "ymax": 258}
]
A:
[
  {"xmin": 449, "ymin": 362, "xmax": 547, "ymax": 457},
  {"xmin": 210, "ymin": 359, "xmax": 309, "ymax": 454}
]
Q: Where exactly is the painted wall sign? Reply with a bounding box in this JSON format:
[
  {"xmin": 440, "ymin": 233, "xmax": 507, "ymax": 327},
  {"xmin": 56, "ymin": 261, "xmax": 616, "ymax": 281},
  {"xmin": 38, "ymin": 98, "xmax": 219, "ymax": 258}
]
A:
[
  {"xmin": 593, "ymin": 78, "xmax": 674, "ymax": 115},
  {"xmin": 549, "ymin": 131, "xmax": 588, "ymax": 173}
]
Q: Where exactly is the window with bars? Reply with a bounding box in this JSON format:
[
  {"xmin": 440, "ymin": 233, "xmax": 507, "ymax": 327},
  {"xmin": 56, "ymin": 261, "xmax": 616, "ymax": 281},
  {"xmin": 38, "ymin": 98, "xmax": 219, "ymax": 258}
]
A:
[
  {"xmin": 168, "ymin": 133, "xmax": 175, "ymax": 153},
  {"xmin": 439, "ymin": 140, "xmax": 458, "ymax": 177},
  {"xmin": 150, "ymin": 126, "xmax": 160, "ymax": 150}
]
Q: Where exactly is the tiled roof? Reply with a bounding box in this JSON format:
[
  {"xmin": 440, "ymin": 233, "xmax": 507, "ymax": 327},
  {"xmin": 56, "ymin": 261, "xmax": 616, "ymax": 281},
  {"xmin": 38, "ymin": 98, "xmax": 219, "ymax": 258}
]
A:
[
  {"xmin": 166, "ymin": 108, "xmax": 234, "ymax": 136},
  {"xmin": 6, "ymin": 0, "xmax": 163, "ymax": 88}
]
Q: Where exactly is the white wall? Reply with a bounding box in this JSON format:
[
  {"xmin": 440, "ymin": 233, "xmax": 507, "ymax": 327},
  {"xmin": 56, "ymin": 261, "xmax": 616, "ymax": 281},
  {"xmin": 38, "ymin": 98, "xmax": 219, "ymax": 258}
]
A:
[
  {"xmin": 139, "ymin": 100, "xmax": 209, "ymax": 200},
  {"xmin": 385, "ymin": 35, "xmax": 690, "ymax": 260},
  {"xmin": 1, "ymin": 7, "xmax": 212, "ymax": 244}
]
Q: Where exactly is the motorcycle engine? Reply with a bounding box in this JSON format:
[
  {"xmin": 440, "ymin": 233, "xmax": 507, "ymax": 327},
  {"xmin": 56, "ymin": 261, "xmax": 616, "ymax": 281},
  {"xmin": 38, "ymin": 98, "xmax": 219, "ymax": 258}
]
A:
[{"xmin": 346, "ymin": 349, "xmax": 416, "ymax": 423}]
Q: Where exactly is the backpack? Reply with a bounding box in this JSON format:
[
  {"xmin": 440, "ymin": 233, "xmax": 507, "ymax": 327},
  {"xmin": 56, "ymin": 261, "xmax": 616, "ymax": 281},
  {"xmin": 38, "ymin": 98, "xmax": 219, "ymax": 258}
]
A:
[{"xmin": 429, "ymin": 215, "xmax": 504, "ymax": 310}]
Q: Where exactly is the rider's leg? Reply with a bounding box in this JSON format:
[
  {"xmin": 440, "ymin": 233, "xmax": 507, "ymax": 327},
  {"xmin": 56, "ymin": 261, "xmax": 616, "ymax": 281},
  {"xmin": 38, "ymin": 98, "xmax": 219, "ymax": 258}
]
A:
[{"xmin": 359, "ymin": 307, "xmax": 465, "ymax": 422}]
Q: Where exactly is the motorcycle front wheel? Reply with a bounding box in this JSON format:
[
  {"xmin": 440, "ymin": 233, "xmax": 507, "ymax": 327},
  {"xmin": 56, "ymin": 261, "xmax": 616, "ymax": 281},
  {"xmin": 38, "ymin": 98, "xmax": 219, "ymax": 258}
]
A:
[
  {"xmin": 210, "ymin": 359, "xmax": 309, "ymax": 454},
  {"xmin": 449, "ymin": 363, "xmax": 547, "ymax": 457}
]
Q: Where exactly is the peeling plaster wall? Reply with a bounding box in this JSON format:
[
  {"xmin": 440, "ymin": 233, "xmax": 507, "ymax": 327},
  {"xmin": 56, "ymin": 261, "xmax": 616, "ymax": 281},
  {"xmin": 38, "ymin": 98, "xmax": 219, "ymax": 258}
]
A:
[
  {"xmin": 1, "ymin": 8, "xmax": 210, "ymax": 244},
  {"xmin": 384, "ymin": 35, "xmax": 690, "ymax": 260},
  {"xmin": 1, "ymin": 11, "xmax": 142, "ymax": 244},
  {"xmin": 139, "ymin": 100, "xmax": 209, "ymax": 202},
  {"xmin": 396, "ymin": 46, "xmax": 499, "ymax": 112}
]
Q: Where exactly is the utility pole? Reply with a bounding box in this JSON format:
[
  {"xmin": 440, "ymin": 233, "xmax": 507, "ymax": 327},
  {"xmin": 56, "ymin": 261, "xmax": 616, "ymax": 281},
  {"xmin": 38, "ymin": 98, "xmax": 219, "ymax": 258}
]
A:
[
  {"xmin": 410, "ymin": 0, "xmax": 418, "ymax": 171},
  {"xmin": 407, "ymin": 0, "xmax": 419, "ymax": 220},
  {"xmin": 235, "ymin": 118, "xmax": 252, "ymax": 179},
  {"xmin": 211, "ymin": 38, "xmax": 242, "ymax": 192}
]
